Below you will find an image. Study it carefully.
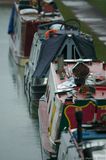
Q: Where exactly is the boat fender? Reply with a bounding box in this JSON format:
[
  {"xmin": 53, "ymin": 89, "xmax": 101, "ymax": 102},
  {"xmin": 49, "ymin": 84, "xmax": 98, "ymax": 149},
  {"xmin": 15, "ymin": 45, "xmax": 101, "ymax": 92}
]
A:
[{"xmin": 45, "ymin": 29, "xmax": 57, "ymax": 39}]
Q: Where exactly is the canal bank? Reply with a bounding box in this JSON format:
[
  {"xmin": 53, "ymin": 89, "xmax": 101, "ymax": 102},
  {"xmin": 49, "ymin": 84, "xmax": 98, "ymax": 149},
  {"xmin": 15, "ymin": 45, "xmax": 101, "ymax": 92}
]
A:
[
  {"xmin": 0, "ymin": 5, "xmax": 41, "ymax": 160},
  {"xmin": 62, "ymin": 0, "xmax": 106, "ymax": 46},
  {"xmin": 0, "ymin": 0, "xmax": 14, "ymax": 5},
  {"xmin": 55, "ymin": 0, "xmax": 106, "ymax": 61}
]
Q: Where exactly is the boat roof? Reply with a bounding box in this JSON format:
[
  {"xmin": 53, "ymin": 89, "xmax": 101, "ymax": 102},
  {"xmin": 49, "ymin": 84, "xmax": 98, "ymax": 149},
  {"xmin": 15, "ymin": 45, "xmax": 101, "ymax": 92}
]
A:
[
  {"xmin": 8, "ymin": 1, "xmax": 63, "ymax": 38},
  {"xmin": 33, "ymin": 33, "xmax": 96, "ymax": 78},
  {"xmin": 50, "ymin": 60, "xmax": 106, "ymax": 101},
  {"xmin": 15, "ymin": 1, "xmax": 63, "ymax": 22}
]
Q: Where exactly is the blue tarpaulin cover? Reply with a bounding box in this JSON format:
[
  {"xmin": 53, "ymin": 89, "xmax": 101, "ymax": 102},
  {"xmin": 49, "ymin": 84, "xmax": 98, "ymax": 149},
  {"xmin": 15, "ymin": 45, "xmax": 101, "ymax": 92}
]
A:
[
  {"xmin": 33, "ymin": 34, "xmax": 66, "ymax": 78},
  {"xmin": 8, "ymin": 4, "xmax": 16, "ymax": 34},
  {"xmin": 33, "ymin": 34, "xmax": 96, "ymax": 78}
]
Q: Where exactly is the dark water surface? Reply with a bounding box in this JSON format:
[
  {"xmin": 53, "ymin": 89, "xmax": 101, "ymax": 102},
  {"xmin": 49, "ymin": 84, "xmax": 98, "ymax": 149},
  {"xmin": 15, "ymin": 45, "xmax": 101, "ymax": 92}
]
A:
[{"xmin": 0, "ymin": 5, "xmax": 41, "ymax": 160}]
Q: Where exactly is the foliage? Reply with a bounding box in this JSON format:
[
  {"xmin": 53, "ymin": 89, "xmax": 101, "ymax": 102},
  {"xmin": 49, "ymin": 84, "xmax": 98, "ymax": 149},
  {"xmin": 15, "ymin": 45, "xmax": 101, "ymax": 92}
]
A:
[
  {"xmin": 55, "ymin": 0, "xmax": 106, "ymax": 62},
  {"xmin": 86, "ymin": 0, "xmax": 106, "ymax": 16}
]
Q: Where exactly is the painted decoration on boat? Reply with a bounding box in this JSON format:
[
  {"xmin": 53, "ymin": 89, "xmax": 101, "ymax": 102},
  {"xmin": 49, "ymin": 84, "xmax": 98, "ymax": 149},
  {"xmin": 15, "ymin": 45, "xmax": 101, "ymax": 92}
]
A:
[
  {"xmin": 49, "ymin": 102, "xmax": 56, "ymax": 136},
  {"xmin": 64, "ymin": 100, "xmax": 106, "ymax": 129}
]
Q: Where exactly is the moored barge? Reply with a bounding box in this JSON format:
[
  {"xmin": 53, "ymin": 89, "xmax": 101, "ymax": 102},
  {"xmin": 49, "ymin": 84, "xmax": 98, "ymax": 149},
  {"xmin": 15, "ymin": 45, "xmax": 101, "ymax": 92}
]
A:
[
  {"xmin": 24, "ymin": 19, "xmax": 96, "ymax": 107},
  {"xmin": 38, "ymin": 58, "xmax": 106, "ymax": 159},
  {"xmin": 8, "ymin": 0, "xmax": 63, "ymax": 66}
]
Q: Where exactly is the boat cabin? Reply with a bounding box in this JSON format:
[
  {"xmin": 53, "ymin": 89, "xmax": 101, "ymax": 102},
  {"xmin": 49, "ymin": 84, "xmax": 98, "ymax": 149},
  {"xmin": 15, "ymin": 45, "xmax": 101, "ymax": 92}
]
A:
[
  {"xmin": 24, "ymin": 20, "xmax": 96, "ymax": 106},
  {"xmin": 58, "ymin": 126, "xmax": 106, "ymax": 160},
  {"xmin": 38, "ymin": 59, "xmax": 106, "ymax": 159},
  {"xmin": 8, "ymin": 0, "xmax": 63, "ymax": 66}
]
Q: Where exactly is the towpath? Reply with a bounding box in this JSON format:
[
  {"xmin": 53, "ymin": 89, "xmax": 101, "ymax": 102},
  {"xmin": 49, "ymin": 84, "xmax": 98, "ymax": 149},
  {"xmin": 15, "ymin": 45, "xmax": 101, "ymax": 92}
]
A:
[{"xmin": 62, "ymin": 0, "xmax": 106, "ymax": 45}]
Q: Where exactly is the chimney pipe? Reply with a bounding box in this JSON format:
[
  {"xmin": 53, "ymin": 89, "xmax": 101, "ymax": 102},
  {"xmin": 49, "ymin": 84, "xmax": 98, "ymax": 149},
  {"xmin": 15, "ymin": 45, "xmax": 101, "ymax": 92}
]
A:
[{"xmin": 75, "ymin": 109, "xmax": 83, "ymax": 143}]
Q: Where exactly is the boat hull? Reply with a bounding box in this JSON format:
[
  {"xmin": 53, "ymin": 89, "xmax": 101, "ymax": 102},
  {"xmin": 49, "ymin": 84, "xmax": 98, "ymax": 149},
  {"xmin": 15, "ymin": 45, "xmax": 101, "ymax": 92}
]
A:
[
  {"xmin": 38, "ymin": 97, "xmax": 57, "ymax": 160},
  {"xmin": 9, "ymin": 35, "xmax": 29, "ymax": 67},
  {"xmin": 24, "ymin": 73, "xmax": 47, "ymax": 106}
]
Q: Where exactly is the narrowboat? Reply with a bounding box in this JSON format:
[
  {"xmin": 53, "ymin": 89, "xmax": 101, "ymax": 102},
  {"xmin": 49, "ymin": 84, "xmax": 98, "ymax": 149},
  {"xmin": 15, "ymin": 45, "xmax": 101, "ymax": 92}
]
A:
[
  {"xmin": 8, "ymin": 0, "xmax": 63, "ymax": 66},
  {"xmin": 58, "ymin": 121, "xmax": 106, "ymax": 160},
  {"xmin": 38, "ymin": 58, "xmax": 106, "ymax": 159},
  {"xmin": 24, "ymin": 19, "xmax": 96, "ymax": 107}
]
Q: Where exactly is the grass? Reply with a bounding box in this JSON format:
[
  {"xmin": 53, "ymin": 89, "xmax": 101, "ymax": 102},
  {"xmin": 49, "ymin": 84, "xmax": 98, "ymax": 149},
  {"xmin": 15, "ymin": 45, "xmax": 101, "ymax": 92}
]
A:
[
  {"xmin": 55, "ymin": 0, "xmax": 106, "ymax": 62},
  {"xmin": 86, "ymin": 0, "xmax": 106, "ymax": 17}
]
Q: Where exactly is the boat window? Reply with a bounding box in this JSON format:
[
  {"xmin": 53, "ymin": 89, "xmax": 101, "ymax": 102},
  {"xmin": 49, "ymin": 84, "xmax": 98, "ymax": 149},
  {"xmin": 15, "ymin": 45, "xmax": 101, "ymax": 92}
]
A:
[
  {"xmin": 33, "ymin": 49, "xmax": 40, "ymax": 68},
  {"xmin": 72, "ymin": 45, "xmax": 80, "ymax": 59},
  {"xmin": 46, "ymin": 86, "xmax": 50, "ymax": 103},
  {"xmin": 48, "ymin": 101, "xmax": 52, "ymax": 114},
  {"xmin": 29, "ymin": 40, "xmax": 35, "ymax": 62}
]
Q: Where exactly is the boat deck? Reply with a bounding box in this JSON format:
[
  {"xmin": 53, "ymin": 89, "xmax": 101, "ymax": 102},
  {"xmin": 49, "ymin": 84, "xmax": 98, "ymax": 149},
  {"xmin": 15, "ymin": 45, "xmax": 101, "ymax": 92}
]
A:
[{"xmin": 52, "ymin": 61, "xmax": 106, "ymax": 101}]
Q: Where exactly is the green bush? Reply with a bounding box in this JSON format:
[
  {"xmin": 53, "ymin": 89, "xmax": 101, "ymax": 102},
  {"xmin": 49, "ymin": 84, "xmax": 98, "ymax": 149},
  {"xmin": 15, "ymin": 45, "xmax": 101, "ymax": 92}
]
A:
[{"xmin": 86, "ymin": 0, "xmax": 106, "ymax": 16}]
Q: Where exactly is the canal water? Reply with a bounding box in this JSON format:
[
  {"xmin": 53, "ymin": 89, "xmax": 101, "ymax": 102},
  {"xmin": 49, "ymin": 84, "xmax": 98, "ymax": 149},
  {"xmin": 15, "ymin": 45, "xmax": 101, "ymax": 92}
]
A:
[{"xmin": 0, "ymin": 5, "xmax": 42, "ymax": 160}]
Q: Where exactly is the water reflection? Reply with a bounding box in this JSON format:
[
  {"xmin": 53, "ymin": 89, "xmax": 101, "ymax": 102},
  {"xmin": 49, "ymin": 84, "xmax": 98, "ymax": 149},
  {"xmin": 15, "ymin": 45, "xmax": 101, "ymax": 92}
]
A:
[
  {"xmin": 8, "ymin": 53, "xmax": 24, "ymax": 96},
  {"xmin": 8, "ymin": 49, "xmax": 41, "ymax": 159},
  {"xmin": 0, "ymin": 5, "xmax": 41, "ymax": 160}
]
